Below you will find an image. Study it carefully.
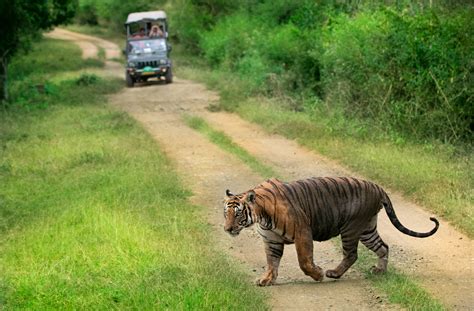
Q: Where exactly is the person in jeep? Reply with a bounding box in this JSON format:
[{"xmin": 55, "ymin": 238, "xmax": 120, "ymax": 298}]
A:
[
  {"xmin": 149, "ymin": 25, "xmax": 164, "ymax": 37},
  {"xmin": 133, "ymin": 28, "xmax": 146, "ymax": 38}
]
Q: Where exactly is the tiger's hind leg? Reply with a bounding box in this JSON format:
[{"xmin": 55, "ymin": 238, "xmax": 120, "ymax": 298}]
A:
[
  {"xmin": 360, "ymin": 217, "xmax": 389, "ymax": 274},
  {"xmin": 325, "ymin": 231, "xmax": 360, "ymax": 279}
]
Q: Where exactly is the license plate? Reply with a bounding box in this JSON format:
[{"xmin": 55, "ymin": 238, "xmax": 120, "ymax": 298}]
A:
[{"xmin": 142, "ymin": 66, "xmax": 154, "ymax": 75}]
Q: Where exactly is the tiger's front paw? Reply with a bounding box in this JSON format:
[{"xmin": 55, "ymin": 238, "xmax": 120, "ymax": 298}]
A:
[
  {"xmin": 256, "ymin": 277, "xmax": 274, "ymax": 286},
  {"xmin": 256, "ymin": 270, "xmax": 276, "ymax": 286},
  {"xmin": 308, "ymin": 266, "xmax": 324, "ymax": 282}
]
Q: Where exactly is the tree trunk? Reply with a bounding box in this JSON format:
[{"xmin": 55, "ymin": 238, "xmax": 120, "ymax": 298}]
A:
[{"xmin": 0, "ymin": 56, "xmax": 8, "ymax": 103}]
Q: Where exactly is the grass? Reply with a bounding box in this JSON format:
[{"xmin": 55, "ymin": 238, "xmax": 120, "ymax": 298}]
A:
[
  {"xmin": 369, "ymin": 272, "xmax": 444, "ymax": 310},
  {"xmin": 355, "ymin": 247, "xmax": 445, "ymax": 311},
  {"xmin": 0, "ymin": 37, "xmax": 269, "ymax": 309},
  {"xmin": 183, "ymin": 115, "xmax": 280, "ymax": 179}
]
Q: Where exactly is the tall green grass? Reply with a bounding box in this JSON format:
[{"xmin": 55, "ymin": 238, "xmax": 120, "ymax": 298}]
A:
[
  {"xmin": 170, "ymin": 2, "xmax": 473, "ymax": 145},
  {"xmin": 0, "ymin": 38, "xmax": 268, "ymax": 309}
]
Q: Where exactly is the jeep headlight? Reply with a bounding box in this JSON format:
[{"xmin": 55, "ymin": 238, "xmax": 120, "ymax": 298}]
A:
[
  {"xmin": 159, "ymin": 59, "xmax": 167, "ymax": 65},
  {"xmin": 128, "ymin": 62, "xmax": 136, "ymax": 68}
]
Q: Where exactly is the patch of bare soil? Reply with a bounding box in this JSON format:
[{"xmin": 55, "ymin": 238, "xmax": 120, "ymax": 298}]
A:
[
  {"xmin": 52, "ymin": 29, "xmax": 473, "ymax": 310},
  {"xmin": 46, "ymin": 28, "xmax": 120, "ymax": 60}
]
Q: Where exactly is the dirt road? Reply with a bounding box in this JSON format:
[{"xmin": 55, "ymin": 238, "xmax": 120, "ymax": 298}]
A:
[{"xmin": 46, "ymin": 29, "xmax": 473, "ymax": 310}]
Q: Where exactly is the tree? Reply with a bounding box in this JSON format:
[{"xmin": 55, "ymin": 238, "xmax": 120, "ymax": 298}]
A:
[{"xmin": 0, "ymin": 0, "xmax": 78, "ymax": 103}]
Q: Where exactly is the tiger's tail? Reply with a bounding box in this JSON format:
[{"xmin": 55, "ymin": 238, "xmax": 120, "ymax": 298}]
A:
[{"xmin": 382, "ymin": 195, "xmax": 439, "ymax": 238}]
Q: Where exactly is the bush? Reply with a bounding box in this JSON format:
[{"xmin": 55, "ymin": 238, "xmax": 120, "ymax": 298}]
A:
[
  {"xmin": 382, "ymin": 9, "xmax": 473, "ymax": 143},
  {"xmin": 321, "ymin": 8, "xmax": 473, "ymax": 143},
  {"xmin": 76, "ymin": 4, "xmax": 99, "ymax": 25},
  {"xmin": 75, "ymin": 73, "xmax": 100, "ymax": 85},
  {"xmin": 262, "ymin": 23, "xmax": 322, "ymax": 94},
  {"xmin": 321, "ymin": 11, "xmax": 392, "ymax": 119},
  {"xmin": 201, "ymin": 14, "xmax": 259, "ymax": 68},
  {"xmin": 79, "ymin": 0, "xmax": 162, "ymax": 30}
]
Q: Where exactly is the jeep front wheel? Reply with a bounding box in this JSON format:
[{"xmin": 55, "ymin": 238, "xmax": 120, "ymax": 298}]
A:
[
  {"xmin": 165, "ymin": 67, "xmax": 173, "ymax": 84},
  {"xmin": 126, "ymin": 72, "xmax": 135, "ymax": 87}
]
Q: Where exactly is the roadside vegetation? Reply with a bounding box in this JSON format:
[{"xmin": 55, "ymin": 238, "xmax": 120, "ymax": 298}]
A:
[
  {"xmin": 0, "ymin": 38, "xmax": 268, "ymax": 309},
  {"xmin": 174, "ymin": 49, "xmax": 473, "ymax": 238},
  {"xmin": 170, "ymin": 2, "xmax": 472, "ymax": 238},
  {"xmin": 0, "ymin": 0, "xmax": 77, "ymax": 102},
  {"xmin": 77, "ymin": 0, "xmax": 473, "ymax": 144},
  {"xmin": 74, "ymin": 0, "xmax": 473, "ymax": 237}
]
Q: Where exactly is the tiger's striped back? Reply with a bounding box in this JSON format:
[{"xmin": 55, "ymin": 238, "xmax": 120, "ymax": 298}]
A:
[{"xmin": 251, "ymin": 177, "xmax": 385, "ymax": 240}]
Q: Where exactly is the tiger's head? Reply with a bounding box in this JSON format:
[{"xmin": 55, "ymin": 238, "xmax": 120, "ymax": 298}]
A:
[{"xmin": 223, "ymin": 189, "xmax": 256, "ymax": 236}]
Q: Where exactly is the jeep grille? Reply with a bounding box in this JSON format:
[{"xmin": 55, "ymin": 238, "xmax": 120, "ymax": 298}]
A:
[{"xmin": 137, "ymin": 61, "xmax": 159, "ymax": 69}]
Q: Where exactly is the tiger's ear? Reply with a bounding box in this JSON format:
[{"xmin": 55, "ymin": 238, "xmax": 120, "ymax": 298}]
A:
[
  {"xmin": 226, "ymin": 189, "xmax": 233, "ymax": 197},
  {"xmin": 246, "ymin": 190, "xmax": 256, "ymax": 203}
]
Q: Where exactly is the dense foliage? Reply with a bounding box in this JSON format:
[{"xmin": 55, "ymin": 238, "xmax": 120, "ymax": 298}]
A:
[
  {"xmin": 167, "ymin": 0, "xmax": 473, "ymax": 145},
  {"xmin": 82, "ymin": 0, "xmax": 473, "ymax": 145},
  {"xmin": 76, "ymin": 0, "xmax": 165, "ymax": 28},
  {"xmin": 0, "ymin": 0, "xmax": 78, "ymax": 101}
]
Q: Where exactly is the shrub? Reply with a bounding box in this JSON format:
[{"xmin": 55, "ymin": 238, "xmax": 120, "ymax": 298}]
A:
[
  {"xmin": 200, "ymin": 13, "xmax": 260, "ymax": 68},
  {"xmin": 75, "ymin": 73, "xmax": 100, "ymax": 86},
  {"xmin": 321, "ymin": 8, "xmax": 473, "ymax": 144},
  {"xmin": 262, "ymin": 23, "xmax": 322, "ymax": 94},
  {"xmin": 321, "ymin": 10, "xmax": 390, "ymax": 113},
  {"xmin": 172, "ymin": 1, "xmax": 473, "ymax": 145},
  {"xmin": 76, "ymin": 3, "xmax": 99, "ymax": 25},
  {"xmin": 382, "ymin": 9, "xmax": 473, "ymax": 143}
]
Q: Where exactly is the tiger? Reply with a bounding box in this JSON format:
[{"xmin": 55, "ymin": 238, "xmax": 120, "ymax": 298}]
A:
[{"xmin": 224, "ymin": 177, "xmax": 439, "ymax": 286}]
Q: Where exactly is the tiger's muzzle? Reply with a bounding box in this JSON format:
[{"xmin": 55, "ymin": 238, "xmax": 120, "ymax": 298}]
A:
[{"xmin": 224, "ymin": 224, "xmax": 243, "ymax": 236}]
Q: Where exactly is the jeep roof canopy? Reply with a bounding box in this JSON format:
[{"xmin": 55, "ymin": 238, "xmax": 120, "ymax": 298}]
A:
[
  {"xmin": 125, "ymin": 11, "xmax": 167, "ymax": 24},
  {"xmin": 125, "ymin": 10, "xmax": 167, "ymax": 37}
]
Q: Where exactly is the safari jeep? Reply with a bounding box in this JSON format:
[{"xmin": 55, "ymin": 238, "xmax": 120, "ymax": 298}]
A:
[{"xmin": 124, "ymin": 10, "xmax": 172, "ymax": 87}]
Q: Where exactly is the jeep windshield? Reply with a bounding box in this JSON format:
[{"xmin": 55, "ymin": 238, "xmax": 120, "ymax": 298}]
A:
[{"xmin": 128, "ymin": 38, "xmax": 167, "ymax": 55}]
